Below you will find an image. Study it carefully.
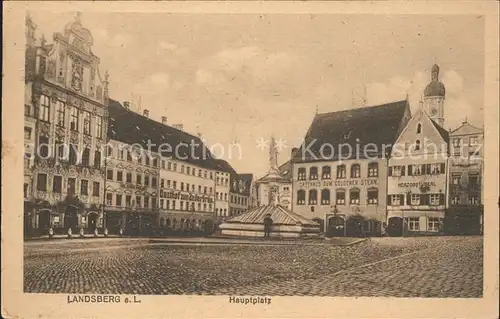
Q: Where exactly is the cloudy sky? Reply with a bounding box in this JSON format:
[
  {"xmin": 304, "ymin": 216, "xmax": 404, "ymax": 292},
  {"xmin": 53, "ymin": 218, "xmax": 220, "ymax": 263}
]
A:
[{"xmin": 29, "ymin": 12, "xmax": 485, "ymax": 177}]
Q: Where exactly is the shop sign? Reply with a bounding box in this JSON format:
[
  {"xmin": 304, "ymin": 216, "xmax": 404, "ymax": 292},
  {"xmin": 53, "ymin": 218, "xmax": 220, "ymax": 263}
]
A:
[
  {"xmin": 297, "ymin": 179, "xmax": 378, "ymax": 188},
  {"xmin": 160, "ymin": 190, "xmax": 214, "ymax": 203},
  {"xmin": 397, "ymin": 181, "xmax": 436, "ymax": 188}
]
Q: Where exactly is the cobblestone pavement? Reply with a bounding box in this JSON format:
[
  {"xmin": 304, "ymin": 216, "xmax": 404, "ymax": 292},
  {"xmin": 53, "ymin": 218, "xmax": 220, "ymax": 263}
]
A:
[{"xmin": 24, "ymin": 236, "xmax": 482, "ymax": 297}]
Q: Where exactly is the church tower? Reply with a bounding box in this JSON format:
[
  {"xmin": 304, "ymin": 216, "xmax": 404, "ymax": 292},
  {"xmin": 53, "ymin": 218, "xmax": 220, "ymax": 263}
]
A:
[{"xmin": 423, "ymin": 64, "xmax": 446, "ymax": 127}]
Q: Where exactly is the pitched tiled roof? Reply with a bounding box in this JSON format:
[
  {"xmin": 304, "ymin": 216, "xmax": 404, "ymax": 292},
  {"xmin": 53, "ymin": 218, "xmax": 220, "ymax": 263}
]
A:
[
  {"xmin": 292, "ymin": 100, "xmax": 410, "ymax": 163},
  {"xmin": 430, "ymin": 118, "xmax": 450, "ymax": 143},
  {"xmin": 108, "ymin": 99, "xmax": 219, "ymax": 170},
  {"xmin": 223, "ymin": 204, "xmax": 319, "ymax": 226}
]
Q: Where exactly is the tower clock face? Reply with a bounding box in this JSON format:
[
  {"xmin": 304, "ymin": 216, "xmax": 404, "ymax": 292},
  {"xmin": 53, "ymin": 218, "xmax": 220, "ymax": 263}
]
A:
[{"xmin": 431, "ymin": 108, "xmax": 438, "ymax": 116}]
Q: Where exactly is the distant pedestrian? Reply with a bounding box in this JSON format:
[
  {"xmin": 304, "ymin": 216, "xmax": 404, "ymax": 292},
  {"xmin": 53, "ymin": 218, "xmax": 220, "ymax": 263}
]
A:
[{"xmin": 263, "ymin": 214, "xmax": 273, "ymax": 238}]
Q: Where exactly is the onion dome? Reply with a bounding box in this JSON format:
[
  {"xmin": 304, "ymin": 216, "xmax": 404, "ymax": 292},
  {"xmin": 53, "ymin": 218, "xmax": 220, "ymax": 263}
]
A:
[{"xmin": 424, "ymin": 64, "xmax": 446, "ymax": 97}]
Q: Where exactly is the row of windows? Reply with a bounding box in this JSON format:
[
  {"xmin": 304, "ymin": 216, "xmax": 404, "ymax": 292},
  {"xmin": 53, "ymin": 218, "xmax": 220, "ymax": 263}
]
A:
[
  {"xmin": 216, "ymin": 176, "xmax": 229, "ymax": 187},
  {"xmin": 297, "ymin": 163, "xmax": 379, "ymax": 181},
  {"xmin": 37, "ymin": 96, "xmax": 104, "ymax": 138},
  {"xmin": 451, "ymin": 195, "xmax": 480, "ymax": 205},
  {"xmin": 107, "ymin": 169, "xmax": 158, "ymax": 187},
  {"xmin": 405, "ymin": 217, "xmax": 443, "ymax": 232},
  {"xmin": 36, "ymin": 174, "xmax": 99, "ymax": 197},
  {"xmin": 161, "ymin": 179, "xmax": 213, "ymax": 194},
  {"xmin": 388, "ymin": 193, "xmax": 445, "ymax": 206},
  {"xmin": 230, "ymin": 195, "xmax": 248, "ymax": 206},
  {"xmin": 105, "ymin": 193, "xmax": 213, "ymax": 212},
  {"xmin": 451, "ymin": 173, "xmax": 480, "ymax": 186},
  {"xmin": 389, "ymin": 163, "xmax": 445, "ymax": 177},
  {"xmin": 112, "ymin": 147, "xmax": 216, "ymax": 181},
  {"xmin": 451, "ymin": 136, "xmax": 480, "ymax": 148},
  {"xmin": 216, "ymin": 208, "xmax": 229, "ymax": 216},
  {"xmin": 296, "ymin": 188, "xmax": 379, "ymax": 206},
  {"xmin": 35, "ymin": 137, "xmax": 103, "ymax": 168},
  {"xmin": 216, "ymin": 192, "xmax": 229, "ymax": 202}
]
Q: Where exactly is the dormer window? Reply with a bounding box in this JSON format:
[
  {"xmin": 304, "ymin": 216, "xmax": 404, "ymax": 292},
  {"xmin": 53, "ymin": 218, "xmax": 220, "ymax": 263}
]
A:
[
  {"xmin": 344, "ymin": 131, "xmax": 352, "ymax": 139},
  {"xmin": 417, "ymin": 123, "xmax": 422, "ymax": 134}
]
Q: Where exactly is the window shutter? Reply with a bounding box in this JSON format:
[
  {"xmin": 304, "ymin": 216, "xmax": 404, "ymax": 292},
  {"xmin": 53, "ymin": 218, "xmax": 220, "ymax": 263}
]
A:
[
  {"xmin": 401, "ymin": 165, "xmax": 406, "ymax": 176},
  {"xmin": 424, "ymin": 194, "xmax": 430, "ymax": 205},
  {"xmin": 388, "ymin": 167, "xmax": 393, "ymax": 176},
  {"xmin": 439, "ymin": 194, "xmax": 445, "ymax": 205},
  {"xmin": 408, "ymin": 165, "xmax": 413, "ymax": 176},
  {"xmin": 440, "ymin": 163, "xmax": 445, "ymax": 174},
  {"xmin": 387, "ymin": 195, "xmax": 391, "ymax": 204},
  {"xmin": 399, "ymin": 195, "xmax": 405, "ymax": 205},
  {"xmin": 426, "ymin": 164, "xmax": 431, "ymax": 175},
  {"xmin": 420, "ymin": 194, "xmax": 425, "ymax": 205},
  {"xmin": 406, "ymin": 194, "xmax": 411, "ymax": 205}
]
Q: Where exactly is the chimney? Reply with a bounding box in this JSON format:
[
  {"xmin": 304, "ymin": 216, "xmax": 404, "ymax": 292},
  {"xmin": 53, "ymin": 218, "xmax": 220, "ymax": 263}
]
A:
[
  {"xmin": 173, "ymin": 124, "xmax": 183, "ymax": 131},
  {"xmin": 123, "ymin": 101, "xmax": 130, "ymax": 110},
  {"xmin": 419, "ymin": 100, "xmax": 424, "ymax": 109},
  {"xmin": 161, "ymin": 116, "xmax": 167, "ymax": 124},
  {"xmin": 291, "ymin": 147, "xmax": 298, "ymax": 157},
  {"xmin": 143, "ymin": 109, "xmax": 149, "ymax": 118}
]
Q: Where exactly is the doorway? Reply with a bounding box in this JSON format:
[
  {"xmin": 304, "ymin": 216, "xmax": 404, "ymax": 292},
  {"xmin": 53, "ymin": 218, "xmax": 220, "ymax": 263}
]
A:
[
  {"xmin": 64, "ymin": 205, "xmax": 79, "ymax": 230},
  {"xmin": 38, "ymin": 209, "xmax": 51, "ymax": 230},
  {"xmin": 327, "ymin": 216, "xmax": 345, "ymax": 237},
  {"xmin": 87, "ymin": 212, "xmax": 98, "ymax": 232},
  {"xmin": 388, "ymin": 217, "xmax": 403, "ymax": 237}
]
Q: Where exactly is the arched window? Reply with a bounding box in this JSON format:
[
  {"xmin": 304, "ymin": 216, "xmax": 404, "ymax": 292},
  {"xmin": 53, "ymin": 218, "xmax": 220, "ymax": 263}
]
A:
[
  {"xmin": 351, "ymin": 164, "xmax": 361, "ymax": 178},
  {"xmin": 368, "ymin": 162, "xmax": 379, "ymax": 177},
  {"xmin": 297, "ymin": 167, "xmax": 306, "ymax": 180},
  {"xmin": 180, "ymin": 218, "xmax": 185, "ymax": 230},
  {"xmin": 336, "ymin": 189, "xmax": 346, "ymax": 205},
  {"xmin": 172, "ymin": 218, "xmax": 177, "ymax": 229},
  {"xmin": 321, "ymin": 166, "xmax": 331, "ymax": 179},
  {"xmin": 367, "ymin": 188, "xmax": 378, "ymax": 204},
  {"xmin": 417, "ymin": 123, "xmax": 422, "ymax": 134},
  {"xmin": 297, "ymin": 190, "xmax": 306, "ymax": 205},
  {"xmin": 321, "ymin": 189, "xmax": 330, "ymax": 205},
  {"xmin": 166, "ymin": 218, "xmax": 171, "ymax": 227},
  {"xmin": 336, "ymin": 164, "xmax": 346, "ymax": 179},
  {"xmin": 415, "ymin": 139, "xmax": 421, "ymax": 151},
  {"xmin": 309, "ymin": 167, "xmax": 318, "ymax": 180},
  {"xmin": 349, "ymin": 188, "xmax": 360, "ymax": 205},
  {"xmin": 308, "ymin": 189, "xmax": 318, "ymax": 205}
]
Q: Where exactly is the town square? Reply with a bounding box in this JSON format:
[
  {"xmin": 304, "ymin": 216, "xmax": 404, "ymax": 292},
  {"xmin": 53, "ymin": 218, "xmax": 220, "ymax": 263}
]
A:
[
  {"xmin": 25, "ymin": 236, "xmax": 482, "ymax": 297},
  {"xmin": 20, "ymin": 10, "xmax": 487, "ymax": 300}
]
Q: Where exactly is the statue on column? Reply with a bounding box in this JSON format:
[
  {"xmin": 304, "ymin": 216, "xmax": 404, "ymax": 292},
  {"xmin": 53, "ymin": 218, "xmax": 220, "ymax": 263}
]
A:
[{"xmin": 269, "ymin": 136, "xmax": 279, "ymax": 174}]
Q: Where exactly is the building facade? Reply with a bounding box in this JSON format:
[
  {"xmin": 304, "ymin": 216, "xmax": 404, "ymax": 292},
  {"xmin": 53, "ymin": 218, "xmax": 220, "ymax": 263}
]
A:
[
  {"xmin": 214, "ymin": 161, "xmax": 231, "ymax": 222},
  {"xmin": 106, "ymin": 99, "xmax": 217, "ymax": 235},
  {"xmin": 229, "ymin": 174, "xmax": 254, "ymax": 217},
  {"xmin": 292, "ymin": 100, "xmax": 411, "ymax": 237},
  {"xmin": 24, "ymin": 14, "xmax": 109, "ymax": 236},
  {"xmin": 447, "ymin": 120, "xmax": 484, "ymax": 234},
  {"xmin": 386, "ymin": 107, "xmax": 449, "ymax": 236}
]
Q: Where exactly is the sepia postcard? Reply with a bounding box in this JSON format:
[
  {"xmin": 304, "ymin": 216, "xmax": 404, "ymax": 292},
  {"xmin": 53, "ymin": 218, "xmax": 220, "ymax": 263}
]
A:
[{"xmin": 2, "ymin": 1, "xmax": 499, "ymax": 318}]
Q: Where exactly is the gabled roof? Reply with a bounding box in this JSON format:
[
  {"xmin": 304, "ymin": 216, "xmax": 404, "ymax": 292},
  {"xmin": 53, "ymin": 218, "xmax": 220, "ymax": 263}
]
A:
[
  {"xmin": 108, "ymin": 99, "xmax": 219, "ymax": 170},
  {"xmin": 450, "ymin": 121, "xmax": 484, "ymax": 136},
  {"xmin": 430, "ymin": 118, "xmax": 450, "ymax": 143},
  {"xmin": 292, "ymin": 100, "xmax": 410, "ymax": 163},
  {"xmin": 214, "ymin": 158, "xmax": 238, "ymax": 175},
  {"xmin": 222, "ymin": 204, "xmax": 319, "ymax": 226}
]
